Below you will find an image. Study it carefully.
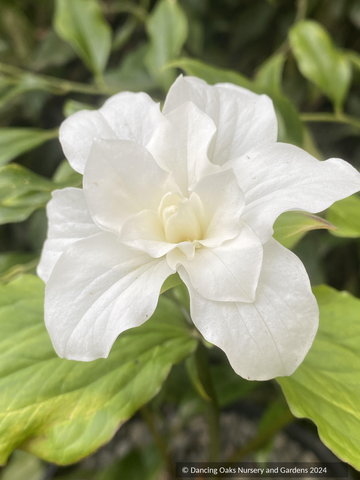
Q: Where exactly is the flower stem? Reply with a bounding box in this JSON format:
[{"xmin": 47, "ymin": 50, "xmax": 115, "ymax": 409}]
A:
[
  {"xmin": 0, "ymin": 62, "xmax": 118, "ymax": 96},
  {"xmin": 194, "ymin": 342, "xmax": 221, "ymax": 463},
  {"xmin": 140, "ymin": 405, "xmax": 176, "ymax": 478},
  {"xmin": 300, "ymin": 112, "xmax": 360, "ymax": 131},
  {"xmin": 295, "ymin": 0, "xmax": 308, "ymax": 24}
]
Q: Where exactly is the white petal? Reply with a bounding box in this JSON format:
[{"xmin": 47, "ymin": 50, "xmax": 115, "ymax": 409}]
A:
[
  {"xmin": 37, "ymin": 188, "xmax": 100, "ymax": 283},
  {"xmin": 120, "ymin": 209, "xmax": 175, "ymax": 258},
  {"xmin": 83, "ymin": 138, "xmax": 174, "ymax": 234},
  {"xmin": 60, "ymin": 92, "xmax": 163, "ymax": 174},
  {"xmin": 183, "ymin": 238, "xmax": 319, "ymax": 381},
  {"xmin": 227, "ymin": 143, "xmax": 360, "ymax": 243},
  {"xmin": 147, "ymin": 101, "xmax": 219, "ymax": 195},
  {"xmin": 168, "ymin": 222, "xmax": 263, "ymax": 303},
  {"xmin": 192, "ymin": 169, "xmax": 245, "ymax": 247},
  {"xmin": 45, "ymin": 232, "xmax": 174, "ymax": 360},
  {"xmin": 163, "ymin": 76, "xmax": 277, "ymax": 166}
]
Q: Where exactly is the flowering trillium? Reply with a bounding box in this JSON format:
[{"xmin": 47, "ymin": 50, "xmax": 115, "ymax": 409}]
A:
[{"xmin": 38, "ymin": 76, "xmax": 360, "ymax": 381}]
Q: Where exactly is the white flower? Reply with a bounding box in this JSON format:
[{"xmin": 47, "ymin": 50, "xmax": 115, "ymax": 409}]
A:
[{"xmin": 37, "ymin": 76, "xmax": 360, "ymax": 380}]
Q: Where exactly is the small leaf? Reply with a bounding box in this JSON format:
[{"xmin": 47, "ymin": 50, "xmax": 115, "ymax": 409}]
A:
[
  {"xmin": 52, "ymin": 159, "xmax": 82, "ymax": 187},
  {"xmin": 0, "ymin": 275, "xmax": 197, "ymax": 465},
  {"xmin": 112, "ymin": 17, "xmax": 137, "ymax": 52},
  {"xmin": 0, "ymin": 162, "xmax": 83, "ymax": 225},
  {"xmin": 347, "ymin": 50, "xmax": 360, "ymax": 75},
  {"xmin": 63, "ymin": 99, "xmax": 95, "ymax": 118},
  {"xmin": 0, "ymin": 128, "xmax": 58, "ymax": 166},
  {"xmin": 289, "ymin": 20, "xmax": 352, "ymax": 110},
  {"xmin": 0, "ymin": 252, "xmax": 38, "ymax": 283},
  {"xmin": 169, "ymin": 57, "xmax": 304, "ymax": 146},
  {"xmin": 255, "ymin": 53, "xmax": 286, "ymax": 95},
  {"xmin": 167, "ymin": 57, "xmax": 253, "ymax": 90},
  {"xmin": 0, "ymin": 164, "xmax": 54, "ymax": 224},
  {"xmin": 273, "ymin": 211, "xmax": 336, "ymax": 249},
  {"xmin": 0, "ymin": 252, "xmax": 37, "ymax": 276},
  {"xmin": 278, "ymin": 285, "xmax": 360, "ymax": 469},
  {"xmin": 327, "ymin": 195, "xmax": 360, "ymax": 238},
  {"xmin": 31, "ymin": 30, "xmax": 76, "ymax": 70},
  {"xmin": 105, "ymin": 44, "xmax": 157, "ymax": 92},
  {"xmin": 54, "ymin": 0, "xmax": 111, "ymax": 75},
  {"xmin": 0, "ymin": 5, "xmax": 35, "ymax": 62},
  {"xmin": 271, "ymin": 92, "xmax": 304, "ymax": 146},
  {"xmin": 145, "ymin": 0, "xmax": 188, "ymax": 90}
]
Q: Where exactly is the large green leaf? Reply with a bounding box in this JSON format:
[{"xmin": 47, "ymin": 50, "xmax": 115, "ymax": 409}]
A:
[
  {"xmin": 289, "ymin": 21, "xmax": 352, "ymax": 111},
  {"xmin": 326, "ymin": 195, "xmax": 360, "ymax": 238},
  {"xmin": 0, "ymin": 128, "xmax": 58, "ymax": 166},
  {"xmin": 0, "ymin": 275, "xmax": 197, "ymax": 465},
  {"xmin": 169, "ymin": 57, "xmax": 303, "ymax": 146},
  {"xmin": 273, "ymin": 211, "xmax": 336, "ymax": 249},
  {"xmin": 54, "ymin": 0, "xmax": 111, "ymax": 75},
  {"xmin": 278, "ymin": 285, "xmax": 360, "ymax": 469},
  {"xmin": 145, "ymin": 0, "xmax": 188, "ymax": 90}
]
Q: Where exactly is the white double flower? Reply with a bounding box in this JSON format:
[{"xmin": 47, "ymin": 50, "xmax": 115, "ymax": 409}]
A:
[{"xmin": 38, "ymin": 76, "xmax": 360, "ymax": 380}]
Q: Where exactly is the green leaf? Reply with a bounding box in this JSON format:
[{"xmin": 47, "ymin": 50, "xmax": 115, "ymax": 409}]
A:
[
  {"xmin": 326, "ymin": 194, "xmax": 360, "ymax": 238},
  {"xmin": 31, "ymin": 30, "xmax": 76, "ymax": 70},
  {"xmin": 347, "ymin": 50, "xmax": 360, "ymax": 75},
  {"xmin": 0, "ymin": 252, "xmax": 38, "ymax": 283},
  {"xmin": 145, "ymin": 0, "xmax": 188, "ymax": 90},
  {"xmin": 0, "ymin": 128, "xmax": 58, "ymax": 166},
  {"xmin": 54, "ymin": 0, "xmax": 111, "ymax": 75},
  {"xmin": 0, "ymin": 162, "xmax": 83, "ymax": 225},
  {"xmin": 271, "ymin": 92, "xmax": 304, "ymax": 146},
  {"xmin": 0, "ymin": 164, "xmax": 54, "ymax": 224},
  {"xmin": 302, "ymin": 126, "xmax": 324, "ymax": 160},
  {"xmin": 167, "ymin": 57, "xmax": 253, "ymax": 90},
  {"xmin": 255, "ymin": 53, "xmax": 286, "ymax": 95},
  {"xmin": 0, "ymin": 5, "xmax": 35, "ymax": 62},
  {"xmin": 0, "ymin": 252, "xmax": 37, "ymax": 276},
  {"xmin": 62, "ymin": 99, "xmax": 95, "ymax": 118},
  {"xmin": 160, "ymin": 273, "xmax": 182, "ymax": 294},
  {"xmin": 52, "ymin": 159, "xmax": 82, "ymax": 187},
  {"xmin": 0, "ymin": 76, "xmax": 47, "ymax": 111},
  {"xmin": 169, "ymin": 57, "xmax": 304, "ymax": 146},
  {"xmin": 112, "ymin": 17, "xmax": 137, "ymax": 52},
  {"xmin": 273, "ymin": 211, "xmax": 336, "ymax": 249},
  {"xmin": 105, "ymin": 44, "xmax": 157, "ymax": 93},
  {"xmin": 0, "ymin": 451, "xmax": 45, "ymax": 480},
  {"xmin": 289, "ymin": 20, "xmax": 352, "ymax": 110},
  {"xmin": 0, "ymin": 275, "xmax": 197, "ymax": 465},
  {"xmin": 278, "ymin": 285, "xmax": 360, "ymax": 469}
]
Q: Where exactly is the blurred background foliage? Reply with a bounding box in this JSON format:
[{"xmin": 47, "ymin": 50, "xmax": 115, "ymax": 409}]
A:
[
  {"xmin": 1, "ymin": 0, "xmax": 360, "ymax": 294},
  {"xmin": 1, "ymin": 0, "xmax": 360, "ymax": 478}
]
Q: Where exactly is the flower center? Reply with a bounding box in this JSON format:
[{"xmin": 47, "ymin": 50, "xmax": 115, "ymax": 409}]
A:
[{"xmin": 158, "ymin": 192, "xmax": 203, "ymax": 244}]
